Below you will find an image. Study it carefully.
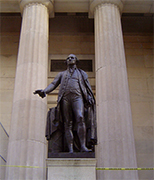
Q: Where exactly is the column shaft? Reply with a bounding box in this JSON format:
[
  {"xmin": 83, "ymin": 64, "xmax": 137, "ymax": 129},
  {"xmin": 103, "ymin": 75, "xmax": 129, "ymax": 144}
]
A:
[
  {"xmin": 94, "ymin": 3, "xmax": 138, "ymax": 179},
  {"xmin": 6, "ymin": 3, "xmax": 49, "ymax": 180}
]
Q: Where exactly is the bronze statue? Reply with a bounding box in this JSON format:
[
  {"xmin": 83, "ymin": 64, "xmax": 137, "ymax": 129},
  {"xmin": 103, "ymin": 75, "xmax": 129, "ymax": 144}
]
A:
[{"xmin": 34, "ymin": 54, "xmax": 97, "ymax": 153}]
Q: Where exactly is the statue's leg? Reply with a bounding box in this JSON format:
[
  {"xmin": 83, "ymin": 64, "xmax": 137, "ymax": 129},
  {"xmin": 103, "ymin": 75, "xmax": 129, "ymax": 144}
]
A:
[
  {"xmin": 72, "ymin": 97, "xmax": 92, "ymax": 152},
  {"xmin": 61, "ymin": 97, "xmax": 73, "ymax": 153}
]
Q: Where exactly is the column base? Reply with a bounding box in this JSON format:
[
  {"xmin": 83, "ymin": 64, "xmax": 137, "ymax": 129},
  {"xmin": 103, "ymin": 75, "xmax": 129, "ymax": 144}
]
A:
[{"xmin": 46, "ymin": 158, "xmax": 96, "ymax": 180}]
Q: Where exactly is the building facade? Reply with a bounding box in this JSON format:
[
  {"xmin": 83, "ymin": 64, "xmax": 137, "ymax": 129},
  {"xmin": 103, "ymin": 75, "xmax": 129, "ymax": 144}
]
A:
[{"xmin": 0, "ymin": 0, "xmax": 153, "ymax": 179}]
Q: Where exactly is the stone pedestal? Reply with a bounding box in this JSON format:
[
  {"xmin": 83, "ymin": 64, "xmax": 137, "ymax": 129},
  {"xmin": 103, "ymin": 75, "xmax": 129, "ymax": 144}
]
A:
[
  {"xmin": 46, "ymin": 158, "xmax": 96, "ymax": 180},
  {"xmin": 5, "ymin": 1, "xmax": 53, "ymax": 180},
  {"xmin": 90, "ymin": 1, "xmax": 139, "ymax": 179}
]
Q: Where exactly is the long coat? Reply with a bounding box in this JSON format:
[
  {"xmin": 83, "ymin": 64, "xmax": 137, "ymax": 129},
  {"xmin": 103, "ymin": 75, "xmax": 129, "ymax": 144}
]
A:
[{"xmin": 45, "ymin": 68, "xmax": 97, "ymax": 145}]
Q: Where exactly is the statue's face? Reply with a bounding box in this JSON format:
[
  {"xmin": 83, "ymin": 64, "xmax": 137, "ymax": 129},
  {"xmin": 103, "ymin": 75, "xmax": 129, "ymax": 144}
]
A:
[{"xmin": 66, "ymin": 54, "xmax": 77, "ymax": 65}]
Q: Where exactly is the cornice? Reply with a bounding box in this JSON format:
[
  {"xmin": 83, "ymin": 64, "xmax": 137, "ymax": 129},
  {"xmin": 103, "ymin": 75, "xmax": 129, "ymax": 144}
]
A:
[{"xmin": 0, "ymin": 0, "xmax": 153, "ymax": 14}]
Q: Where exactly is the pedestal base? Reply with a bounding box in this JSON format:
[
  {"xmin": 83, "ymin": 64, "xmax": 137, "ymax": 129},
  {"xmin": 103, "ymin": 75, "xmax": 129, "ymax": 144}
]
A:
[
  {"xmin": 48, "ymin": 152, "xmax": 95, "ymax": 158},
  {"xmin": 46, "ymin": 158, "xmax": 96, "ymax": 180}
]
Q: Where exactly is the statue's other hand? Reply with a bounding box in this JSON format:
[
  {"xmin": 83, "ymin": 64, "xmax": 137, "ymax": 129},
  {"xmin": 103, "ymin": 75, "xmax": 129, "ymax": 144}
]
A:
[
  {"xmin": 87, "ymin": 95, "xmax": 94, "ymax": 105},
  {"xmin": 33, "ymin": 89, "xmax": 46, "ymax": 98}
]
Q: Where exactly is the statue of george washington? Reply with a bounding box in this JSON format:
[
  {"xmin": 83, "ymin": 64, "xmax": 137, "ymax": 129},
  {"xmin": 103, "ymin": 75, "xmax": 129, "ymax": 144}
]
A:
[{"xmin": 34, "ymin": 54, "xmax": 97, "ymax": 153}]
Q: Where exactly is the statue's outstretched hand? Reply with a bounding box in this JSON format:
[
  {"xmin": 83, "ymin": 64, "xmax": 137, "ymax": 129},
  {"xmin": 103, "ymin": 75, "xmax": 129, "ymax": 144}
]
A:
[
  {"xmin": 87, "ymin": 95, "xmax": 94, "ymax": 105},
  {"xmin": 33, "ymin": 89, "xmax": 46, "ymax": 98}
]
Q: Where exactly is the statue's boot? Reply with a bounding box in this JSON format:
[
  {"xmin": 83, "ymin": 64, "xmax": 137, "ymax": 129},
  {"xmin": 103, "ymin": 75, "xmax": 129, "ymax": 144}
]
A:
[
  {"xmin": 65, "ymin": 122, "xmax": 74, "ymax": 153},
  {"xmin": 78, "ymin": 123, "xmax": 92, "ymax": 152},
  {"xmin": 68, "ymin": 143, "xmax": 73, "ymax": 153},
  {"xmin": 80, "ymin": 145, "xmax": 92, "ymax": 152}
]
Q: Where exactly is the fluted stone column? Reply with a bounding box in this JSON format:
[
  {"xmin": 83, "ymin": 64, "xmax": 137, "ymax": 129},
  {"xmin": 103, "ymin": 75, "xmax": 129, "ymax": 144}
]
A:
[
  {"xmin": 90, "ymin": 0, "xmax": 139, "ymax": 179},
  {"xmin": 5, "ymin": 1, "xmax": 53, "ymax": 179}
]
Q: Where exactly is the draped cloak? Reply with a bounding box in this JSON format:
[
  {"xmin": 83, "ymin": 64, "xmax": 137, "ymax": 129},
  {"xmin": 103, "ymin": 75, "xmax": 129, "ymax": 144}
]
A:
[{"xmin": 45, "ymin": 68, "xmax": 97, "ymax": 150}]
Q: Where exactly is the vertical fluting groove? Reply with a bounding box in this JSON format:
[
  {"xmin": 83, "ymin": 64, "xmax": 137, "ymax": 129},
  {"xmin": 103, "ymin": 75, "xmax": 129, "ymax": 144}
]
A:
[
  {"xmin": 112, "ymin": 5, "xmax": 119, "ymax": 66},
  {"xmin": 96, "ymin": 6, "xmax": 100, "ymax": 71},
  {"xmin": 98, "ymin": 6, "xmax": 102, "ymax": 69},
  {"xmin": 102, "ymin": 5, "xmax": 107, "ymax": 68},
  {"xmin": 95, "ymin": 11, "xmax": 99, "ymax": 72},
  {"xmin": 109, "ymin": 5, "xmax": 115, "ymax": 67},
  {"xmin": 37, "ymin": 5, "xmax": 42, "ymax": 67},
  {"xmin": 111, "ymin": 6, "xmax": 123, "ymax": 164},
  {"xmin": 103, "ymin": 5, "xmax": 108, "ymax": 68},
  {"xmin": 34, "ymin": 5, "xmax": 39, "ymax": 64},
  {"xmin": 25, "ymin": 6, "xmax": 36, "ymax": 151}
]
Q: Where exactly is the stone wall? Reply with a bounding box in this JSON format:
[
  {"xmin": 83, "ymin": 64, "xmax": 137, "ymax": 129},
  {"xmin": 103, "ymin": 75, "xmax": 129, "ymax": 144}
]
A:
[
  {"xmin": 125, "ymin": 35, "xmax": 153, "ymax": 180},
  {"xmin": 0, "ymin": 34, "xmax": 18, "ymax": 134},
  {"xmin": 0, "ymin": 123, "xmax": 9, "ymax": 180}
]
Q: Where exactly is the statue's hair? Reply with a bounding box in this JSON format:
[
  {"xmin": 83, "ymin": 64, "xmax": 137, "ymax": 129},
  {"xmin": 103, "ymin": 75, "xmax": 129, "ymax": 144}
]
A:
[{"xmin": 64, "ymin": 54, "xmax": 79, "ymax": 64}]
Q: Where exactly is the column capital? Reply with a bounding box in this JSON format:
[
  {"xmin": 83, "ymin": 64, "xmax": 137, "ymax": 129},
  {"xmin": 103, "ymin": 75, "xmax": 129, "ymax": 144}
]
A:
[
  {"xmin": 19, "ymin": 0, "xmax": 54, "ymax": 15},
  {"xmin": 89, "ymin": 0, "xmax": 123, "ymax": 18}
]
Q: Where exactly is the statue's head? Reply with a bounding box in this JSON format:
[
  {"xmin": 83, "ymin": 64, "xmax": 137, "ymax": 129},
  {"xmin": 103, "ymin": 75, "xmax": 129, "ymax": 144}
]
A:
[{"xmin": 66, "ymin": 54, "xmax": 79, "ymax": 65}]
